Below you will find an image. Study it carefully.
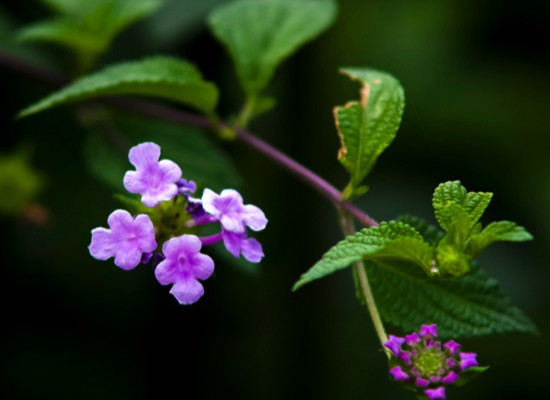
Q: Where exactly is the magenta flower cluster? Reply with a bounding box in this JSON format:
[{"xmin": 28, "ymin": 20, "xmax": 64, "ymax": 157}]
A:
[
  {"xmin": 88, "ymin": 142, "xmax": 267, "ymax": 305},
  {"xmin": 384, "ymin": 324, "xmax": 479, "ymax": 399}
]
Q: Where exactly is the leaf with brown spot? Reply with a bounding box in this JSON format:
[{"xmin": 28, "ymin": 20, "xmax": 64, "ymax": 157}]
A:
[{"xmin": 335, "ymin": 68, "xmax": 405, "ymax": 196}]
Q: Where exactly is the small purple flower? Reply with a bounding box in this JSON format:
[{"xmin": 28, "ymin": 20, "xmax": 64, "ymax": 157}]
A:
[
  {"xmin": 419, "ymin": 324, "xmax": 438, "ymax": 338},
  {"xmin": 123, "ymin": 142, "xmax": 182, "ymax": 207},
  {"xmin": 384, "ymin": 335, "xmax": 405, "ymax": 356},
  {"xmin": 459, "ymin": 352, "xmax": 478, "ymax": 370},
  {"xmin": 222, "ymin": 229, "xmax": 264, "ymax": 263},
  {"xmin": 389, "ymin": 366, "xmax": 409, "ymax": 381},
  {"xmin": 443, "ymin": 340, "xmax": 460, "ymax": 355},
  {"xmin": 384, "ymin": 324, "xmax": 483, "ymax": 398},
  {"xmin": 154, "ymin": 235, "xmax": 214, "ymax": 305},
  {"xmin": 89, "ymin": 209, "xmax": 157, "ymax": 270},
  {"xmin": 202, "ymin": 188, "xmax": 267, "ymax": 234},
  {"xmin": 424, "ymin": 386, "xmax": 446, "ymax": 400}
]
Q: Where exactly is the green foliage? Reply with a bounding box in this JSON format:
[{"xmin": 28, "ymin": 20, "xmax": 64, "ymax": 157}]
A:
[
  {"xmin": 367, "ymin": 260, "xmax": 538, "ymax": 337},
  {"xmin": 18, "ymin": 0, "xmax": 161, "ymax": 70},
  {"xmin": 335, "ymin": 68, "xmax": 405, "ymax": 198},
  {"xmin": 84, "ymin": 111, "xmax": 242, "ymax": 192},
  {"xmin": 432, "ymin": 181, "xmax": 532, "ymax": 276},
  {"xmin": 395, "ymin": 215, "xmax": 444, "ymax": 245},
  {"xmin": 292, "ymin": 221, "xmax": 434, "ymax": 290},
  {"xmin": 0, "ymin": 150, "xmax": 43, "ymax": 215},
  {"xmin": 208, "ymin": 0, "xmax": 337, "ymax": 95},
  {"xmin": 19, "ymin": 56, "xmax": 219, "ymax": 117}
]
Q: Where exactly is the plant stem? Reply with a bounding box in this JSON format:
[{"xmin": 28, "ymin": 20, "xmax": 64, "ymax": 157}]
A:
[
  {"xmin": 338, "ymin": 209, "xmax": 389, "ymax": 356},
  {"xmin": 0, "ymin": 49, "xmax": 379, "ymax": 228}
]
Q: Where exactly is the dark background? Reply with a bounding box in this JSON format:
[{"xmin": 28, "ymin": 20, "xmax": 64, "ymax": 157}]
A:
[{"xmin": 1, "ymin": 0, "xmax": 548, "ymax": 399}]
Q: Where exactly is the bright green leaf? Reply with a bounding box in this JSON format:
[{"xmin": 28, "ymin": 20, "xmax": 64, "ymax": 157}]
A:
[
  {"xmin": 335, "ymin": 68, "xmax": 405, "ymax": 194},
  {"xmin": 208, "ymin": 0, "xmax": 337, "ymax": 94},
  {"xmin": 432, "ymin": 180, "xmax": 467, "ymax": 231},
  {"xmin": 432, "ymin": 180, "xmax": 493, "ymax": 232},
  {"xmin": 292, "ymin": 221, "xmax": 433, "ymax": 290},
  {"xmin": 466, "ymin": 221, "xmax": 533, "ymax": 259},
  {"xmin": 19, "ymin": 56, "xmax": 219, "ymax": 117},
  {"xmin": 463, "ymin": 191, "xmax": 493, "ymax": 229},
  {"xmin": 367, "ymin": 260, "xmax": 538, "ymax": 337},
  {"xmin": 84, "ymin": 111, "xmax": 241, "ymax": 192}
]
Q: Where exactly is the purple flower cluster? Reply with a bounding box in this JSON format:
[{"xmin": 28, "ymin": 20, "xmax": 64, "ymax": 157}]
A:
[
  {"xmin": 88, "ymin": 142, "xmax": 267, "ymax": 305},
  {"xmin": 384, "ymin": 324, "xmax": 479, "ymax": 399}
]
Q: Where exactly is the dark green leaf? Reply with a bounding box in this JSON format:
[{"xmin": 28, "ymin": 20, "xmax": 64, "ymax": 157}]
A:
[
  {"xmin": 19, "ymin": 56, "xmax": 219, "ymax": 117},
  {"xmin": 367, "ymin": 260, "xmax": 538, "ymax": 337},
  {"xmin": 208, "ymin": 0, "xmax": 337, "ymax": 94},
  {"xmin": 335, "ymin": 68, "xmax": 405, "ymax": 194},
  {"xmin": 454, "ymin": 366, "xmax": 489, "ymax": 387},
  {"xmin": 19, "ymin": 0, "xmax": 161, "ymax": 69}
]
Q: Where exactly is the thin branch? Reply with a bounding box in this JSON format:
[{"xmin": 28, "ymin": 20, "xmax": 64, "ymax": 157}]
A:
[{"xmin": 0, "ymin": 48, "xmax": 379, "ymax": 228}]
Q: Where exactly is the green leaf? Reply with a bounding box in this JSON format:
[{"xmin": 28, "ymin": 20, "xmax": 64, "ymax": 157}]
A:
[
  {"xmin": 367, "ymin": 260, "xmax": 538, "ymax": 337},
  {"xmin": 432, "ymin": 180, "xmax": 468, "ymax": 231},
  {"xmin": 463, "ymin": 191, "xmax": 493, "ymax": 229},
  {"xmin": 19, "ymin": 0, "xmax": 161, "ymax": 70},
  {"xmin": 432, "ymin": 180, "xmax": 493, "ymax": 232},
  {"xmin": 335, "ymin": 68, "xmax": 405, "ymax": 194},
  {"xmin": 454, "ymin": 366, "xmax": 489, "ymax": 387},
  {"xmin": 208, "ymin": 0, "xmax": 337, "ymax": 94},
  {"xmin": 466, "ymin": 221, "xmax": 533, "ymax": 259},
  {"xmin": 19, "ymin": 56, "xmax": 219, "ymax": 117},
  {"xmin": 395, "ymin": 215, "xmax": 444, "ymax": 245},
  {"xmin": 292, "ymin": 221, "xmax": 433, "ymax": 290},
  {"xmin": 84, "ymin": 111, "xmax": 242, "ymax": 192}
]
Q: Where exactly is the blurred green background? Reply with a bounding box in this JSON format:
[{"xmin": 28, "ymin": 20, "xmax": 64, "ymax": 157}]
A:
[{"xmin": 1, "ymin": 0, "xmax": 548, "ymax": 399}]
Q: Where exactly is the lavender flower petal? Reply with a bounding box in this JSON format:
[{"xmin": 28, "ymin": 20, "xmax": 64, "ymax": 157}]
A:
[
  {"xmin": 154, "ymin": 235, "xmax": 214, "ymax": 305},
  {"xmin": 419, "ymin": 324, "xmax": 438, "ymax": 338},
  {"xmin": 89, "ymin": 209, "xmax": 157, "ymax": 270},
  {"xmin": 202, "ymin": 188, "xmax": 267, "ymax": 233},
  {"xmin": 123, "ymin": 142, "xmax": 182, "ymax": 207}
]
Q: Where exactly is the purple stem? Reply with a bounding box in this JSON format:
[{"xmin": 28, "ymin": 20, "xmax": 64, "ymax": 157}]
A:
[
  {"xmin": 200, "ymin": 232, "xmax": 224, "ymax": 246},
  {"xmin": 0, "ymin": 49, "xmax": 379, "ymax": 228}
]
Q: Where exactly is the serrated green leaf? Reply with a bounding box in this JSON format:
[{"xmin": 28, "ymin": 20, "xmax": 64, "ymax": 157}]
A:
[
  {"xmin": 84, "ymin": 111, "xmax": 242, "ymax": 192},
  {"xmin": 335, "ymin": 68, "xmax": 405, "ymax": 193},
  {"xmin": 208, "ymin": 0, "xmax": 337, "ymax": 94},
  {"xmin": 432, "ymin": 180, "xmax": 468, "ymax": 231},
  {"xmin": 395, "ymin": 215, "xmax": 444, "ymax": 246},
  {"xmin": 466, "ymin": 221, "xmax": 533, "ymax": 259},
  {"xmin": 367, "ymin": 260, "xmax": 538, "ymax": 337},
  {"xmin": 19, "ymin": 0, "xmax": 161, "ymax": 70},
  {"xmin": 293, "ymin": 221, "xmax": 433, "ymax": 290},
  {"xmin": 19, "ymin": 56, "xmax": 219, "ymax": 117},
  {"xmin": 463, "ymin": 191, "xmax": 493, "ymax": 229},
  {"xmin": 432, "ymin": 180, "xmax": 493, "ymax": 232}
]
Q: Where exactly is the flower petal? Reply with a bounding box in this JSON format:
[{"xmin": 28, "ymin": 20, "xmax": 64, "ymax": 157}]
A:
[
  {"xmin": 170, "ymin": 278, "xmax": 204, "ymax": 305},
  {"xmin": 241, "ymin": 237, "xmax": 264, "ymax": 263},
  {"xmin": 128, "ymin": 142, "xmax": 160, "ymax": 169},
  {"xmin": 193, "ymin": 253, "xmax": 215, "ymax": 280},
  {"xmin": 89, "ymin": 228, "xmax": 115, "ymax": 260},
  {"xmin": 243, "ymin": 204, "xmax": 268, "ymax": 231}
]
